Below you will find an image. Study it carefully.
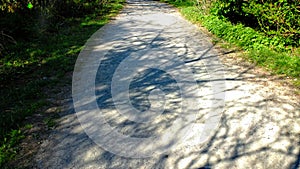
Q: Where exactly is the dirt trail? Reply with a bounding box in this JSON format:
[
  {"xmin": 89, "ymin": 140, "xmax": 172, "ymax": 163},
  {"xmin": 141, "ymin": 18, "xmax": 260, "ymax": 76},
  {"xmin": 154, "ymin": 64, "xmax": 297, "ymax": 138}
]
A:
[{"xmin": 35, "ymin": 0, "xmax": 300, "ymax": 168}]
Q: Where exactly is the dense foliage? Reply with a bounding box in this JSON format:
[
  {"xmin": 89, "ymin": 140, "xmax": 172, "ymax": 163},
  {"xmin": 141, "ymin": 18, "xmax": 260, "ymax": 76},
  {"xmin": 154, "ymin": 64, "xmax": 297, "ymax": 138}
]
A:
[
  {"xmin": 0, "ymin": 0, "xmax": 110, "ymax": 54},
  {"xmin": 210, "ymin": 0, "xmax": 300, "ymax": 47}
]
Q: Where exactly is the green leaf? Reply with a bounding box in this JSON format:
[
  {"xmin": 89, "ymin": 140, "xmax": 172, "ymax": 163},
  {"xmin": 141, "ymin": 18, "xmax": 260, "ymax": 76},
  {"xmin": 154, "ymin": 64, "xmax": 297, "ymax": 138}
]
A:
[{"xmin": 27, "ymin": 2, "xmax": 33, "ymax": 9}]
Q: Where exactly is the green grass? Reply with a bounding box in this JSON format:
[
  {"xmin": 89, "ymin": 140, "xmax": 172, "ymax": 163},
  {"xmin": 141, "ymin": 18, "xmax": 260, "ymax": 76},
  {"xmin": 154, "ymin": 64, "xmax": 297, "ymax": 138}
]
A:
[
  {"xmin": 162, "ymin": 0, "xmax": 300, "ymax": 87},
  {"xmin": 0, "ymin": 130, "xmax": 24, "ymax": 166},
  {"xmin": 0, "ymin": 0, "xmax": 125, "ymax": 167},
  {"xmin": 44, "ymin": 117, "xmax": 57, "ymax": 129}
]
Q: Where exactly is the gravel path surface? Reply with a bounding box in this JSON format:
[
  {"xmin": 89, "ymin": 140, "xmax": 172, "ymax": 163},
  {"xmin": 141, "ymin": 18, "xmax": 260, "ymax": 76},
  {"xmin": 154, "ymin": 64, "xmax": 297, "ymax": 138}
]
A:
[{"xmin": 35, "ymin": 0, "xmax": 300, "ymax": 168}]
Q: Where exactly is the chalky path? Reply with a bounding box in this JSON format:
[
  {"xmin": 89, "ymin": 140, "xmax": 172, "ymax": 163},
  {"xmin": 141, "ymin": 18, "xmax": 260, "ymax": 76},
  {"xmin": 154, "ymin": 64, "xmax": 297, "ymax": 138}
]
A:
[{"xmin": 35, "ymin": 0, "xmax": 300, "ymax": 168}]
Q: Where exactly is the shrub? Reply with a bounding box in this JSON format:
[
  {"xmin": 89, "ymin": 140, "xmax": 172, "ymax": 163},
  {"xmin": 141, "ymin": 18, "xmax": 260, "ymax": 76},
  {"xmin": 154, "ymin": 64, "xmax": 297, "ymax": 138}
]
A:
[{"xmin": 210, "ymin": 0, "xmax": 300, "ymax": 47}]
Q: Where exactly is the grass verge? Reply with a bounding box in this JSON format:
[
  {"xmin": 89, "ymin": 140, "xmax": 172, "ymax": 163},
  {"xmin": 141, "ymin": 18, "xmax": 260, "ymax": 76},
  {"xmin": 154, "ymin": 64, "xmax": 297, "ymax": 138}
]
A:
[
  {"xmin": 0, "ymin": 0, "xmax": 125, "ymax": 167},
  {"xmin": 163, "ymin": 0, "xmax": 300, "ymax": 88}
]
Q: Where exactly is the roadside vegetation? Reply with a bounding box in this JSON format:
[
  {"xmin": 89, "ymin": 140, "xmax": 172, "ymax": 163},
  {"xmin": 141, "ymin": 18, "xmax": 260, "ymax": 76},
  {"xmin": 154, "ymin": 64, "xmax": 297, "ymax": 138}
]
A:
[
  {"xmin": 1, "ymin": 0, "xmax": 299, "ymax": 167},
  {"xmin": 0, "ymin": 0, "xmax": 125, "ymax": 167},
  {"xmin": 163, "ymin": 0, "xmax": 300, "ymax": 87}
]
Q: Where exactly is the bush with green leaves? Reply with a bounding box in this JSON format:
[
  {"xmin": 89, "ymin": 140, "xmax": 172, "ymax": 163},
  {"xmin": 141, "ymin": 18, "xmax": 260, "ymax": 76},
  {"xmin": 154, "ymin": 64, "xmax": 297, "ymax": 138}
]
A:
[{"xmin": 210, "ymin": 0, "xmax": 300, "ymax": 47}]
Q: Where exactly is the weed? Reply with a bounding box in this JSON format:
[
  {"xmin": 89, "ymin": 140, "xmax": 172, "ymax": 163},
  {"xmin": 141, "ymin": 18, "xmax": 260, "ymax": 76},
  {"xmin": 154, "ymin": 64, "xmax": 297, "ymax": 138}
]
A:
[
  {"xmin": 24, "ymin": 124, "xmax": 33, "ymax": 130},
  {"xmin": 0, "ymin": 130, "xmax": 24, "ymax": 168},
  {"xmin": 44, "ymin": 117, "xmax": 58, "ymax": 129}
]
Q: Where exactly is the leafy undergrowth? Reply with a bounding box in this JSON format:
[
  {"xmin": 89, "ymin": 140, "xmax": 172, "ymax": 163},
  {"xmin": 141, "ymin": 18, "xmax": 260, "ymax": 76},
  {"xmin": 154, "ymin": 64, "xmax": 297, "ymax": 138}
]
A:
[
  {"xmin": 0, "ymin": 130, "xmax": 24, "ymax": 166},
  {"xmin": 163, "ymin": 0, "xmax": 300, "ymax": 88},
  {"xmin": 0, "ymin": 0, "xmax": 125, "ymax": 167}
]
